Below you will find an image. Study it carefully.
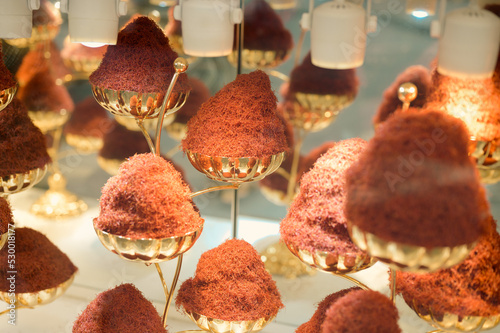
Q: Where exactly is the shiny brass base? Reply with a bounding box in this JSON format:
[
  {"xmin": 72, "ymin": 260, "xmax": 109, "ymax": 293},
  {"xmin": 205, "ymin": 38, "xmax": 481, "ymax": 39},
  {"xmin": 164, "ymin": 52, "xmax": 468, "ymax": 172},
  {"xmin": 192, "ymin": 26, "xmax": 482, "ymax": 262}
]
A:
[
  {"xmin": 0, "ymin": 84, "xmax": 17, "ymax": 112},
  {"xmin": 30, "ymin": 188, "xmax": 88, "ymax": 219},
  {"xmin": 185, "ymin": 310, "xmax": 275, "ymax": 333}
]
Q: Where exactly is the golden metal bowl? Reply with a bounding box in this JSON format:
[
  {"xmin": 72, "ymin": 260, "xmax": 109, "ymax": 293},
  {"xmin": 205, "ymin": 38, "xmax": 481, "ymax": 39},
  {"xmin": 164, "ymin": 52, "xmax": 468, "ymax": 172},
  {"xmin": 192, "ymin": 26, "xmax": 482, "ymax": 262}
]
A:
[
  {"xmin": 227, "ymin": 49, "xmax": 291, "ymax": 69},
  {"xmin": 65, "ymin": 133, "xmax": 103, "ymax": 154},
  {"xmin": 91, "ymin": 85, "xmax": 189, "ymax": 119},
  {"xmin": 28, "ymin": 110, "xmax": 70, "ymax": 133},
  {"xmin": 348, "ymin": 224, "xmax": 475, "ymax": 273},
  {"xmin": 285, "ymin": 241, "xmax": 376, "ymax": 274},
  {"xmin": 0, "ymin": 232, "xmax": 7, "ymax": 251},
  {"xmin": 94, "ymin": 225, "xmax": 203, "ymax": 264},
  {"xmin": 185, "ymin": 151, "xmax": 286, "ymax": 183},
  {"xmin": 469, "ymin": 139, "xmax": 500, "ymax": 185},
  {"xmin": 1, "ymin": 166, "xmax": 48, "ymax": 196},
  {"xmin": 0, "ymin": 84, "xmax": 17, "ymax": 112},
  {"xmin": 411, "ymin": 300, "xmax": 500, "ymax": 332},
  {"xmin": 268, "ymin": 0, "xmax": 297, "ymax": 10},
  {"xmin": 4, "ymin": 25, "xmax": 60, "ymax": 49},
  {"xmin": 113, "ymin": 114, "xmax": 174, "ymax": 132},
  {"xmin": 62, "ymin": 56, "xmax": 102, "ymax": 78},
  {"xmin": 259, "ymin": 185, "xmax": 290, "ymax": 206},
  {"xmin": 185, "ymin": 310, "xmax": 275, "ymax": 333},
  {"xmin": 165, "ymin": 121, "xmax": 188, "ymax": 142},
  {"xmin": 97, "ymin": 156, "xmax": 123, "ymax": 176},
  {"xmin": 284, "ymin": 93, "xmax": 355, "ymax": 132},
  {"xmin": 0, "ymin": 273, "xmax": 75, "ymax": 308}
]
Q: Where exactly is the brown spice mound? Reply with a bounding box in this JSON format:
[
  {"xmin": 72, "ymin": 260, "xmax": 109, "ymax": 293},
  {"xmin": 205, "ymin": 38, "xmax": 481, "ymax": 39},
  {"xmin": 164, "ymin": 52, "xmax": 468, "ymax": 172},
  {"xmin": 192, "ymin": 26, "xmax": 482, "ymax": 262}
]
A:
[
  {"xmin": 98, "ymin": 121, "xmax": 148, "ymax": 160},
  {"xmin": 176, "ymin": 239, "xmax": 283, "ymax": 321},
  {"xmin": 64, "ymin": 96, "xmax": 113, "ymax": 138},
  {"xmin": 0, "ymin": 227, "xmax": 77, "ymax": 293},
  {"xmin": 241, "ymin": 0, "xmax": 293, "ymax": 52},
  {"xmin": 94, "ymin": 153, "xmax": 203, "ymax": 239},
  {"xmin": 286, "ymin": 52, "xmax": 359, "ymax": 97},
  {"xmin": 299, "ymin": 142, "xmax": 337, "ymax": 176},
  {"xmin": 373, "ymin": 65, "xmax": 431, "ymax": 126},
  {"xmin": 296, "ymin": 288, "xmax": 360, "ymax": 333},
  {"xmin": 182, "ymin": 70, "xmax": 288, "ymax": 158},
  {"xmin": 321, "ymin": 289, "xmax": 401, "ymax": 333},
  {"xmin": 15, "ymin": 41, "xmax": 70, "ymax": 87},
  {"xmin": 0, "ymin": 197, "xmax": 13, "ymax": 234},
  {"xmin": 172, "ymin": 77, "xmax": 210, "ymax": 125},
  {"xmin": 89, "ymin": 16, "xmax": 190, "ymax": 94},
  {"xmin": 425, "ymin": 68, "xmax": 500, "ymax": 142},
  {"xmin": 0, "ymin": 98, "xmax": 51, "ymax": 176},
  {"xmin": 396, "ymin": 216, "xmax": 500, "ymax": 319},
  {"xmin": 18, "ymin": 68, "xmax": 74, "ymax": 113},
  {"xmin": 0, "ymin": 45, "xmax": 16, "ymax": 90},
  {"xmin": 280, "ymin": 139, "xmax": 367, "ymax": 255},
  {"xmin": 345, "ymin": 110, "xmax": 487, "ymax": 248},
  {"xmin": 73, "ymin": 283, "xmax": 167, "ymax": 333}
]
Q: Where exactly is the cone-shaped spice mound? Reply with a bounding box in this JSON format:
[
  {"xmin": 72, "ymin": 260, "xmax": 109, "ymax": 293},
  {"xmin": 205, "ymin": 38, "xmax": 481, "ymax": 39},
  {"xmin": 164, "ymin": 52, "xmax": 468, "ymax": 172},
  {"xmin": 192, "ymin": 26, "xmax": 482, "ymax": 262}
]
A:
[
  {"xmin": 94, "ymin": 153, "xmax": 203, "ymax": 239},
  {"xmin": 73, "ymin": 284, "xmax": 167, "ymax": 333},
  {"xmin": 242, "ymin": 0, "xmax": 293, "ymax": 52},
  {"xmin": 176, "ymin": 239, "xmax": 283, "ymax": 321},
  {"xmin": 0, "ymin": 227, "xmax": 77, "ymax": 293},
  {"xmin": 64, "ymin": 96, "xmax": 112, "ymax": 139},
  {"xmin": 0, "ymin": 98, "xmax": 51, "ymax": 176},
  {"xmin": 321, "ymin": 289, "xmax": 401, "ymax": 333},
  {"xmin": 182, "ymin": 70, "xmax": 288, "ymax": 158},
  {"xmin": 296, "ymin": 287, "xmax": 360, "ymax": 333},
  {"xmin": 0, "ymin": 197, "xmax": 13, "ymax": 235},
  {"xmin": 0, "ymin": 45, "xmax": 16, "ymax": 90},
  {"xmin": 172, "ymin": 77, "xmax": 210, "ymax": 125},
  {"xmin": 90, "ymin": 16, "xmax": 190, "ymax": 94},
  {"xmin": 281, "ymin": 138, "xmax": 367, "ymax": 255},
  {"xmin": 98, "ymin": 121, "xmax": 147, "ymax": 160},
  {"xmin": 345, "ymin": 110, "xmax": 488, "ymax": 248},
  {"xmin": 396, "ymin": 216, "xmax": 500, "ymax": 319}
]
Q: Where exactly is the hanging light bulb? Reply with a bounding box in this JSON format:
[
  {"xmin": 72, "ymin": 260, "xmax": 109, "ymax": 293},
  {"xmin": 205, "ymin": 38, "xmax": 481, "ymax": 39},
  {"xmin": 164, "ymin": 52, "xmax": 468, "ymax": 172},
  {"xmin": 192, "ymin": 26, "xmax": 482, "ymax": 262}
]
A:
[
  {"xmin": 0, "ymin": 0, "xmax": 40, "ymax": 39},
  {"xmin": 60, "ymin": 0, "xmax": 127, "ymax": 46},
  {"xmin": 173, "ymin": 0, "xmax": 243, "ymax": 57},
  {"xmin": 406, "ymin": 0, "xmax": 437, "ymax": 18}
]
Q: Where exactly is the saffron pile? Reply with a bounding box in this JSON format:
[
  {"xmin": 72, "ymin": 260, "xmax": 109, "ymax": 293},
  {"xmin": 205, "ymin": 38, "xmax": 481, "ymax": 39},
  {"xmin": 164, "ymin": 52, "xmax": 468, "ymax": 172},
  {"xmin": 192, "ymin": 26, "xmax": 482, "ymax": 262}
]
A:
[
  {"xmin": 0, "ymin": 45, "xmax": 16, "ymax": 90},
  {"xmin": 64, "ymin": 96, "xmax": 113, "ymax": 139},
  {"xmin": 0, "ymin": 197, "xmax": 13, "ymax": 235},
  {"xmin": 98, "ymin": 121, "xmax": 148, "ymax": 160}
]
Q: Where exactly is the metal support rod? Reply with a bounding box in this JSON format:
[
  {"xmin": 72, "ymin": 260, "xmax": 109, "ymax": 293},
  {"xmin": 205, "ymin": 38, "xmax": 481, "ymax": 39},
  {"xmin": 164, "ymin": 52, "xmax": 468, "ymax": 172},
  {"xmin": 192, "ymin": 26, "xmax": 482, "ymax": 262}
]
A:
[
  {"xmin": 190, "ymin": 183, "xmax": 240, "ymax": 199},
  {"xmin": 136, "ymin": 118, "xmax": 155, "ymax": 154},
  {"xmin": 335, "ymin": 274, "xmax": 371, "ymax": 291},
  {"xmin": 155, "ymin": 254, "xmax": 184, "ymax": 328},
  {"xmin": 231, "ymin": 188, "xmax": 239, "ymax": 238},
  {"xmin": 390, "ymin": 268, "xmax": 397, "ymax": 304}
]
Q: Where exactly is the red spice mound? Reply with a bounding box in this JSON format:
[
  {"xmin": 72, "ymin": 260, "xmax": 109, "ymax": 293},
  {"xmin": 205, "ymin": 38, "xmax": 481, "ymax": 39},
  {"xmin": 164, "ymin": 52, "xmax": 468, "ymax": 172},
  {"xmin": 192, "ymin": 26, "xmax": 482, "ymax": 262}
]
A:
[
  {"xmin": 32, "ymin": 0, "xmax": 62, "ymax": 27},
  {"xmin": 0, "ymin": 197, "xmax": 13, "ymax": 234},
  {"xmin": 0, "ymin": 227, "xmax": 77, "ymax": 293},
  {"xmin": 18, "ymin": 68, "xmax": 74, "ymax": 113},
  {"xmin": 164, "ymin": 5, "xmax": 182, "ymax": 37},
  {"xmin": 176, "ymin": 239, "xmax": 283, "ymax": 321},
  {"xmin": 61, "ymin": 36, "xmax": 107, "ymax": 61},
  {"xmin": 484, "ymin": 4, "xmax": 500, "ymax": 17},
  {"xmin": 0, "ymin": 98, "xmax": 51, "ymax": 176},
  {"xmin": 89, "ymin": 16, "xmax": 190, "ymax": 94},
  {"xmin": 397, "ymin": 216, "xmax": 500, "ymax": 319},
  {"xmin": 16, "ymin": 41, "xmax": 70, "ymax": 87},
  {"xmin": 299, "ymin": 141, "xmax": 337, "ymax": 176},
  {"xmin": 64, "ymin": 96, "xmax": 112, "ymax": 138},
  {"xmin": 182, "ymin": 70, "xmax": 288, "ymax": 158},
  {"xmin": 173, "ymin": 77, "xmax": 210, "ymax": 125},
  {"xmin": 286, "ymin": 52, "xmax": 359, "ymax": 96},
  {"xmin": 296, "ymin": 288, "xmax": 360, "ymax": 333},
  {"xmin": 240, "ymin": 0, "xmax": 293, "ymax": 52},
  {"xmin": 321, "ymin": 289, "xmax": 401, "ymax": 333},
  {"xmin": 280, "ymin": 139, "xmax": 367, "ymax": 255},
  {"xmin": 0, "ymin": 45, "xmax": 16, "ymax": 90},
  {"xmin": 345, "ymin": 110, "xmax": 487, "ymax": 248},
  {"xmin": 373, "ymin": 65, "xmax": 431, "ymax": 126},
  {"xmin": 425, "ymin": 68, "xmax": 500, "ymax": 142},
  {"xmin": 94, "ymin": 153, "xmax": 203, "ymax": 239},
  {"xmin": 73, "ymin": 283, "xmax": 167, "ymax": 333},
  {"xmin": 98, "ymin": 121, "xmax": 148, "ymax": 160}
]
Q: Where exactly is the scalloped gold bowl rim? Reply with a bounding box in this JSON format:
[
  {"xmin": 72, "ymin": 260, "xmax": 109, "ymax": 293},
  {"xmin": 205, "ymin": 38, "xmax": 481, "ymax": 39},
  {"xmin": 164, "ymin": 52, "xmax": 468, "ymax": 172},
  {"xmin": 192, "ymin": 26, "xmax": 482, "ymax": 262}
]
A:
[
  {"xmin": 94, "ymin": 225, "xmax": 203, "ymax": 263},
  {"xmin": 65, "ymin": 133, "xmax": 103, "ymax": 154},
  {"xmin": 469, "ymin": 139, "xmax": 500, "ymax": 184},
  {"xmin": 185, "ymin": 310, "xmax": 276, "ymax": 333},
  {"xmin": 0, "ymin": 84, "xmax": 18, "ymax": 112},
  {"xmin": 91, "ymin": 85, "xmax": 189, "ymax": 119},
  {"xmin": 348, "ymin": 223, "xmax": 476, "ymax": 273},
  {"xmin": 284, "ymin": 240, "xmax": 376, "ymax": 274},
  {"xmin": 1, "ymin": 165, "xmax": 49, "ymax": 196},
  {"xmin": 411, "ymin": 300, "xmax": 500, "ymax": 332},
  {"xmin": 227, "ymin": 49, "xmax": 292, "ymax": 69},
  {"xmin": 0, "ymin": 273, "xmax": 75, "ymax": 308},
  {"xmin": 185, "ymin": 151, "xmax": 286, "ymax": 183}
]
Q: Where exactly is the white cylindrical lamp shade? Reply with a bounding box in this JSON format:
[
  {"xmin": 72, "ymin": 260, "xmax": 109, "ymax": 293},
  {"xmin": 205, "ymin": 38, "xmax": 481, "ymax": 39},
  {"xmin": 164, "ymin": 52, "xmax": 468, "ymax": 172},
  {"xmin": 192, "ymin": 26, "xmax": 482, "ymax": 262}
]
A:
[
  {"xmin": 310, "ymin": 1, "xmax": 366, "ymax": 69},
  {"xmin": 0, "ymin": 0, "xmax": 39, "ymax": 39},
  {"xmin": 178, "ymin": 0, "xmax": 239, "ymax": 57},
  {"xmin": 438, "ymin": 7, "xmax": 500, "ymax": 79}
]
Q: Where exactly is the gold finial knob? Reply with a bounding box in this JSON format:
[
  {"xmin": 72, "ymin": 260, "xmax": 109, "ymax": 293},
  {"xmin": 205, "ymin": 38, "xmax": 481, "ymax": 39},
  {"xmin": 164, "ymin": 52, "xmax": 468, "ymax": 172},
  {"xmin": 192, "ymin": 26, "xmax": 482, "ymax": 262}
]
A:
[
  {"xmin": 174, "ymin": 57, "xmax": 188, "ymax": 73},
  {"xmin": 398, "ymin": 82, "xmax": 418, "ymax": 104}
]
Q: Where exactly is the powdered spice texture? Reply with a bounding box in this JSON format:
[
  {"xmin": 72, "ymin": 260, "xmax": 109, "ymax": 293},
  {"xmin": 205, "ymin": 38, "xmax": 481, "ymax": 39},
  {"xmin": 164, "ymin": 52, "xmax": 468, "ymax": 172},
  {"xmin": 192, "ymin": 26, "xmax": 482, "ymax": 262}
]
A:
[
  {"xmin": 0, "ymin": 227, "xmax": 77, "ymax": 293},
  {"xmin": 345, "ymin": 110, "xmax": 487, "ymax": 248},
  {"xmin": 89, "ymin": 16, "xmax": 190, "ymax": 94},
  {"xmin": 396, "ymin": 217, "xmax": 500, "ymax": 319},
  {"xmin": 0, "ymin": 45, "xmax": 16, "ymax": 90},
  {"xmin": 281, "ymin": 138, "xmax": 367, "ymax": 255},
  {"xmin": 73, "ymin": 283, "xmax": 167, "ymax": 333},
  {"xmin": 0, "ymin": 98, "xmax": 51, "ymax": 176},
  {"xmin": 321, "ymin": 290, "xmax": 401, "ymax": 333},
  {"xmin": 182, "ymin": 70, "xmax": 288, "ymax": 158},
  {"xmin": 95, "ymin": 153, "xmax": 203, "ymax": 239},
  {"xmin": 176, "ymin": 239, "xmax": 283, "ymax": 321},
  {"xmin": 0, "ymin": 197, "xmax": 13, "ymax": 234}
]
